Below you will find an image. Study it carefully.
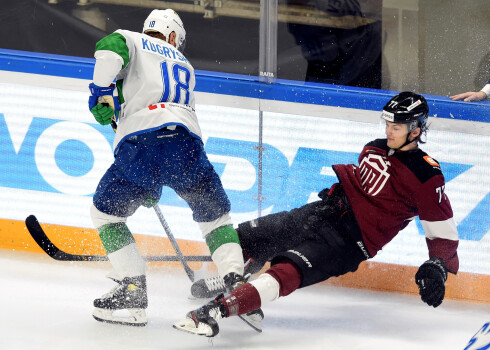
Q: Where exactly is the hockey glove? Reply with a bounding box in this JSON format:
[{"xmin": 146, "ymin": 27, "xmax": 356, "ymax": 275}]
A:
[
  {"xmin": 317, "ymin": 183, "xmax": 349, "ymax": 217},
  {"xmin": 88, "ymin": 83, "xmax": 120, "ymax": 125},
  {"xmin": 415, "ymin": 257, "xmax": 447, "ymax": 308}
]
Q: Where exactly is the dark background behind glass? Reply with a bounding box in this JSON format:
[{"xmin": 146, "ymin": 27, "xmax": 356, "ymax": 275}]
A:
[{"xmin": 0, "ymin": 0, "xmax": 488, "ymax": 96}]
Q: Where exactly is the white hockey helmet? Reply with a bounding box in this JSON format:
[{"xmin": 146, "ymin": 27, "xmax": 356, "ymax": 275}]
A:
[{"xmin": 143, "ymin": 9, "xmax": 186, "ymax": 51}]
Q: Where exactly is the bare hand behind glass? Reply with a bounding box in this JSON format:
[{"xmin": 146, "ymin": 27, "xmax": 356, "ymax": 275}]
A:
[{"xmin": 450, "ymin": 91, "xmax": 486, "ymax": 102}]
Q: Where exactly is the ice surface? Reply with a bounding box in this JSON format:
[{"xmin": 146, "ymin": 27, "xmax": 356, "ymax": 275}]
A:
[{"xmin": 1, "ymin": 249, "xmax": 487, "ymax": 350}]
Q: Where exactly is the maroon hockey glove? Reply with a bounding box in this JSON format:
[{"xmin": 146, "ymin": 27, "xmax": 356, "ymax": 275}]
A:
[{"xmin": 415, "ymin": 257, "xmax": 447, "ymax": 308}]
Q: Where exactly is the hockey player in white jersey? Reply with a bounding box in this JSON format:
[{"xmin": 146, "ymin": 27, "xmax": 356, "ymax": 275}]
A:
[{"xmin": 88, "ymin": 9, "xmax": 261, "ymax": 327}]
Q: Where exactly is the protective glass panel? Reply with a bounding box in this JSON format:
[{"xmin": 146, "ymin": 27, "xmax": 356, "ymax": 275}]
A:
[
  {"xmin": 277, "ymin": 0, "xmax": 490, "ymax": 96},
  {"xmin": 0, "ymin": 0, "xmax": 260, "ymax": 76},
  {"xmin": 277, "ymin": 0, "xmax": 382, "ymax": 88}
]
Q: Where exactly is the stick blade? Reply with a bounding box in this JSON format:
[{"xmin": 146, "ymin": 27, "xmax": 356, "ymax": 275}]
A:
[
  {"xmin": 24, "ymin": 215, "xmax": 108, "ymax": 261},
  {"xmin": 25, "ymin": 215, "xmax": 61, "ymax": 259},
  {"xmin": 24, "ymin": 215, "xmax": 211, "ymax": 265}
]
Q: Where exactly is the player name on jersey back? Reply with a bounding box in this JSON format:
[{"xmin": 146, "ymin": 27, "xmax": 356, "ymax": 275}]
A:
[{"xmin": 140, "ymin": 38, "xmax": 189, "ymax": 64}]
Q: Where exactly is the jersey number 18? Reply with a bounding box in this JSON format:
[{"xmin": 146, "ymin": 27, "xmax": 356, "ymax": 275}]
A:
[{"xmin": 159, "ymin": 61, "xmax": 190, "ymax": 105}]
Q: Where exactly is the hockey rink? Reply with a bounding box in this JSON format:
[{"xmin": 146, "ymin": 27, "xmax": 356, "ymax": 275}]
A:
[{"xmin": 1, "ymin": 249, "xmax": 488, "ymax": 350}]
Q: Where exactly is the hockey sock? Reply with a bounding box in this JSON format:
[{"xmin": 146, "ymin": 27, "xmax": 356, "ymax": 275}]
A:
[
  {"xmin": 98, "ymin": 222, "xmax": 145, "ymax": 277},
  {"xmin": 265, "ymin": 261, "xmax": 302, "ymax": 297},
  {"xmin": 107, "ymin": 243, "xmax": 146, "ymax": 277},
  {"xmin": 222, "ymin": 263, "xmax": 301, "ymax": 318},
  {"xmin": 211, "ymin": 243, "xmax": 244, "ymax": 277},
  {"xmin": 206, "ymin": 225, "xmax": 244, "ymax": 276},
  {"xmin": 98, "ymin": 222, "xmax": 135, "ymax": 253},
  {"xmin": 220, "ymin": 283, "xmax": 262, "ymax": 317},
  {"xmin": 205, "ymin": 225, "xmax": 240, "ymax": 255},
  {"xmin": 249, "ymin": 273, "xmax": 280, "ymax": 302}
]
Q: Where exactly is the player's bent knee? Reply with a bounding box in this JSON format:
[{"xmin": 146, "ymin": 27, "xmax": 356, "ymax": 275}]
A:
[{"xmin": 90, "ymin": 204, "xmax": 127, "ymax": 229}]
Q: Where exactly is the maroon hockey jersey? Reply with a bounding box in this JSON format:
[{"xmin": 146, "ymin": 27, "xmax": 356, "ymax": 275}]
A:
[{"xmin": 333, "ymin": 139, "xmax": 459, "ymax": 273}]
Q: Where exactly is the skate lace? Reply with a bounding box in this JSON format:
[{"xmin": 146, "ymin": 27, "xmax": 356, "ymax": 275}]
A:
[
  {"xmin": 100, "ymin": 280, "xmax": 124, "ymax": 299},
  {"xmin": 209, "ymin": 305, "xmax": 223, "ymax": 321},
  {"xmin": 204, "ymin": 276, "xmax": 226, "ymax": 292}
]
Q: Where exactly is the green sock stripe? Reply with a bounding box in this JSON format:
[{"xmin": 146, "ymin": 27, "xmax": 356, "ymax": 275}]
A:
[
  {"xmin": 98, "ymin": 222, "xmax": 135, "ymax": 254},
  {"xmin": 205, "ymin": 225, "xmax": 240, "ymax": 255}
]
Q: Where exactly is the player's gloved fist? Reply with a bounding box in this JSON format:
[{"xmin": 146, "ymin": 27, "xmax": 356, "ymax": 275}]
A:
[
  {"xmin": 415, "ymin": 257, "xmax": 447, "ymax": 308},
  {"xmin": 317, "ymin": 183, "xmax": 348, "ymax": 216},
  {"xmin": 88, "ymin": 83, "xmax": 120, "ymax": 125}
]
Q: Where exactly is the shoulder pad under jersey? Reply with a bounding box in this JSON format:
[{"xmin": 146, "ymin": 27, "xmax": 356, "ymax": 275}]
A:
[
  {"xmin": 395, "ymin": 149, "xmax": 443, "ymax": 183},
  {"xmin": 365, "ymin": 138, "xmax": 388, "ymax": 149}
]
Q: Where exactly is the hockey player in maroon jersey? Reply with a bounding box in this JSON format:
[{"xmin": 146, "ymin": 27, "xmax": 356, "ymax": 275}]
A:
[{"xmin": 173, "ymin": 91, "xmax": 459, "ymax": 337}]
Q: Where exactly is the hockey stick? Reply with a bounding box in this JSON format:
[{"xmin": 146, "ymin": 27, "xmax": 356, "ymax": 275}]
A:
[
  {"xmin": 152, "ymin": 205, "xmax": 197, "ymax": 281},
  {"xmin": 25, "ymin": 215, "xmax": 212, "ymax": 263}
]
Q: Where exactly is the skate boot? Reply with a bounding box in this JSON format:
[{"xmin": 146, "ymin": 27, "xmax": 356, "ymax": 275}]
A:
[
  {"xmin": 190, "ymin": 258, "xmax": 265, "ymax": 299},
  {"xmin": 190, "ymin": 272, "xmax": 251, "ymax": 299},
  {"xmin": 173, "ymin": 294, "xmax": 227, "ymax": 337},
  {"xmin": 223, "ymin": 272, "xmax": 264, "ymax": 333},
  {"xmin": 190, "ymin": 275, "xmax": 227, "ymax": 299},
  {"xmin": 92, "ymin": 275, "xmax": 148, "ymax": 326}
]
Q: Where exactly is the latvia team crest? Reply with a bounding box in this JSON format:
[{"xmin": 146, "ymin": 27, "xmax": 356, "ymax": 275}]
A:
[{"xmin": 359, "ymin": 154, "xmax": 391, "ymax": 196}]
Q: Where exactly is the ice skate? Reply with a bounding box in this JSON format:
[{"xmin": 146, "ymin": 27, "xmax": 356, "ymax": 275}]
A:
[
  {"xmin": 173, "ymin": 294, "xmax": 226, "ymax": 337},
  {"xmin": 190, "ymin": 275, "xmax": 227, "ymax": 299},
  {"xmin": 190, "ymin": 272, "xmax": 264, "ymax": 332},
  {"xmin": 190, "ymin": 258, "xmax": 266, "ymax": 299},
  {"xmin": 190, "ymin": 271, "xmax": 252, "ymax": 299},
  {"xmin": 223, "ymin": 272, "xmax": 264, "ymax": 332},
  {"xmin": 93, "ymin": 275, "xmax": 148, "ymax": 327},
  {"xmin": 238, "ymin": 308, "xmax": 264, "ymax": 333}
]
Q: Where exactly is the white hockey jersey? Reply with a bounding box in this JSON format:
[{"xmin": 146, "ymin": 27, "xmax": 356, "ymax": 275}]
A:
[{"xmin": 92, "ymin": 29, "xmax": 201, "ymax": 154}]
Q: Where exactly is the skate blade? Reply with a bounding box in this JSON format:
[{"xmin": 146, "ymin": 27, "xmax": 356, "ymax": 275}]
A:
[
  {"xmin": 238, "ymin": 309, "xmax": 263, "ymax": 333},
  {"xmin": 173, "ymin": 317, "xmax": 217, "ymax": 337},
  {"xmin": 187, "ymin": 293, "xmax": 219, "ymax": 300},
  {"xmin": 93, "ymin": 307, "xmax": 147, "ymax": 327}
]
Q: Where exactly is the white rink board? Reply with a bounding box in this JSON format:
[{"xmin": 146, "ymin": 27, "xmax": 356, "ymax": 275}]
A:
[{"xmin": 0, "ymin": 81, "xmax": 488, "ymax": 275}]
